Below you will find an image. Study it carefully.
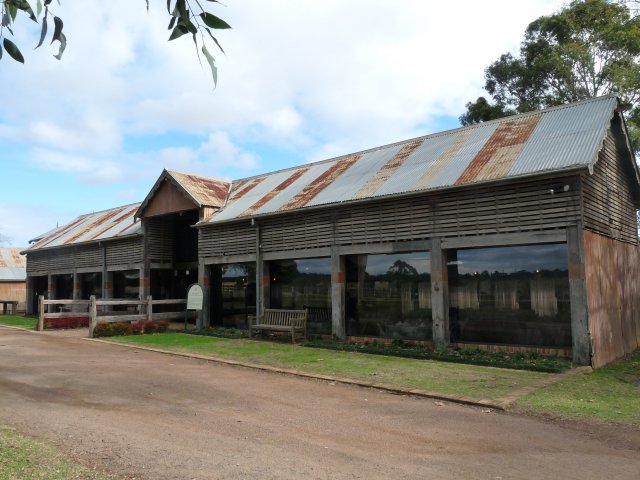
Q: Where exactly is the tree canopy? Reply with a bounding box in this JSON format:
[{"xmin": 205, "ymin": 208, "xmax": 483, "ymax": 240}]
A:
[
  {"xmin": 0, "ymin": 0, "xmax": 230, "ymax": 84},
  {"xmin": 459, "ymin": 0, "xmax": 640, "ymax": 149}
]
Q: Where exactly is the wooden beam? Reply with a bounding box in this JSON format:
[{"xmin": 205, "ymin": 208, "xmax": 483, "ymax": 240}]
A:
[
  {"xmin": 331, "ymin": 246, "xmax": 346, "ymax": 340},
  {"xmin": 442, "ymin": 230, "xmax": 566, "ymax": 249},
  {"xmin": 431, "ymin": 237, "xmax": 450, "ymax": 349},
  {"xmin": 567, "ymin": 224, "xmax": 592, "ymax": 365}
]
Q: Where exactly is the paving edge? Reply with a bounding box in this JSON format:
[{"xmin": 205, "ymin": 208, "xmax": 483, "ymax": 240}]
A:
[
  {"xmin": 0, "ymin": 324, "xmax": 41, "ymax": 334},
  {"xmin": 84, "ymin": 337, "xmax": 512, "ymax": 410}
]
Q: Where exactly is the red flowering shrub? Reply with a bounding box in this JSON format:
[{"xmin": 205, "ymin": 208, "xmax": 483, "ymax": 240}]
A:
[{"xmin": 43, "ymin": 316, "xmax": 90, "ymax": 330}]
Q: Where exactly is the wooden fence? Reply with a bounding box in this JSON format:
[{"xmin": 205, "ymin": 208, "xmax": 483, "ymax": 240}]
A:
[{"xmin": 36, "ymin": 295, "xmax": 190, "ymax": 337}]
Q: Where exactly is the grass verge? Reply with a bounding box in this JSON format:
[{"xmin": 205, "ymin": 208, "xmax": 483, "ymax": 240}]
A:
[
  {"xmin": 516, "ymin": 349, "xmax": 640, "ymax": 425},
  {"xmin": 0, "ymin": 425, "xmax": 116, "ymax": 480},
  {"xmin": 110, "ymin": 333, "xmax": 549, "ymax": 402},
  {"xmin": 0, "ymin": 315, "xmax": 36, "ymax": 329}
]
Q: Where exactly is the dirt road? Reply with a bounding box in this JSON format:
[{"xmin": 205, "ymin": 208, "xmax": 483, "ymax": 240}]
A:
[{"xmin": 0, "ymin": 327, "xmax": 638, "ymax": 480}]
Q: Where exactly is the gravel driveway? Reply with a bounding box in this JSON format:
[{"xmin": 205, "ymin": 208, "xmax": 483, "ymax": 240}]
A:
[{"xmin": 0, "ymin": 326, "xmax": 639, "ymax": 480}]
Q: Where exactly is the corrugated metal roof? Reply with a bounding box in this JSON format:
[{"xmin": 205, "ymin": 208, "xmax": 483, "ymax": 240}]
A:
[
  {"xmin": 166, "ymin": 170, "xmax": 230, "ymax": 207},
  {"xmin": 0, "ymin": 248, "xmax": 26, "ymax": 281},
  {"xmin": 207, "ymin": 95, "xmax": 624, "ymax": 224},
  {"xmin": 27, "ymin": 203, "xmax": 142, "ymax": 252},
  {"xmin": 135, "ymin": 169, "xmax": 231, "ymax": 219}
]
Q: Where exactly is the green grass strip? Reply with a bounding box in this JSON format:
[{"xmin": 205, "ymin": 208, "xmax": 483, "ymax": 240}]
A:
[
  {"xmin": 0, "ymin": 426, "xmax": 116, "ymax": 480},
  {"xmin": 516, "ymin": 349, "xmax": 640, "ymax": 425},
  {"xmin": 0, "ymin": 315, "xmax": 37, "ymax": 329},
  {"xmin": 111, "ymin": 333, "xmax": 549, "ymax": 402}
]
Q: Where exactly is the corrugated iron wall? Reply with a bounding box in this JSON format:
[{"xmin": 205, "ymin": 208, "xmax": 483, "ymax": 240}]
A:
[{"xmin": 584, "ymin": 231, "xmax": 640, "ymax": 368}]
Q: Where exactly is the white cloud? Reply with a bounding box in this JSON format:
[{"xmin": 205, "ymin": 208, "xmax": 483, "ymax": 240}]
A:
[
  {"xmin": 200, "ymin": 132, "xmax": 259, "ymax": 170},
  {"xmin": 0, "ymin": 0, "xmax": 570, "ymax": 240}
]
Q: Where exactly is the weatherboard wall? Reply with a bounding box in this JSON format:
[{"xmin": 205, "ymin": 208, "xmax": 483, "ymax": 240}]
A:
[{"xmin": 582, "ymin": 117, "xmax": 639, "ymax": 245}]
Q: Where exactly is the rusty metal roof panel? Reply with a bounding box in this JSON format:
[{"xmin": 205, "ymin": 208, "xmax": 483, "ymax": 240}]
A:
[
  {"xmin": 206, "ymin": 96, "xmax": 622, "ymax": 224},
  {"xmin": 252, "ymin": 162, "xmax": 336, "ymax": 214},
  {"xmin": 310, "ymin": 144, "xmax": 406, "ymax": 205},
  {"xmin": 27, "ymin": 203, "xmax": 142, "ymax": 251},
  {"xmin": 211, "ymin": 169, "xmax": 303, "ymax": 222},
  {"xmin": 0, "ymin": 248, "xmax": 26, "ymax": 281},
  {"xmin": 167, "ymin": 170, "xmax": 230, "ymax": 207},
  {"xmin": 509, "ymin": 96, "xmax": 618, "ymax": 175}
]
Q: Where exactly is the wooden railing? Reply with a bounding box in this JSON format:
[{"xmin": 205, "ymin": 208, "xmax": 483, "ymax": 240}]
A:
[{"xmin": 36, "ymin": 295, "xmax": 190, "ymax": 337}]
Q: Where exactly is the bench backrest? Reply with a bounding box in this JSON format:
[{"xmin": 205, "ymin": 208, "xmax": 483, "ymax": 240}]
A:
[{"xmin": 263, "ymin": 309, "xmax": 307, "ymax": 328}]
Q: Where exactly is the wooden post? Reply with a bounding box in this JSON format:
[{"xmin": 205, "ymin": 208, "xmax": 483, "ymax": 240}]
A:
[
  {"xmin": 431, "ymin": 237, "xmax": 450, "ymax": 349},
  {"xmin": 147, "ymin": 295, "xmax": 153, "ymax": 323},
  {"xmin": 88, "ymin": 295, "xmax": 97, "ymax": 337},
  {"xmin": 331, "ymin": 246, "xmax": 346, "ymax": 340},
  {"xmin": 567, "ymin": 225, "xmax": 592, "ymax": 365},
  {"xmin": 37, "ymin": 295, "xmax": 44, "ymax": 331}
]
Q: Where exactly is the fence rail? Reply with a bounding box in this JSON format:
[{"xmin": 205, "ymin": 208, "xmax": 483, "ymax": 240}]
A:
[{"xmin": 37, "ymin": 295, "xmax": 190, "ymax": 337}]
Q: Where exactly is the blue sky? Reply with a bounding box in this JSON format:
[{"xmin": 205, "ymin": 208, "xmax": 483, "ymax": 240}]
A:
[{"xmin": 0, "ymin": 0, "xmax": 566, "ymax": 247}]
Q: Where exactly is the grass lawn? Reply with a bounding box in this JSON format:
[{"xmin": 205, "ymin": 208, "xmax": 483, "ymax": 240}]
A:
[
  {"xmin": 516, "ymin": 349, "xmax": 640, "ymax": 425},
  {"xmin": 0, "ymin": 315, "xmax": 36, "ymax": 329},
  {"xmin": 0, "ymin": 425, "xmax": 116, "ymax": 480},
  {"xmin": 110, "ymin": 333, "xmax": 549, "ymax": 402}
]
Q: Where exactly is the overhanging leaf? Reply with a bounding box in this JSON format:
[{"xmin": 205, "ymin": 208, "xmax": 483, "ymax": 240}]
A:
[
  {"xmin": 3, "ymin": 38, "xmax": 25, "ymax": 63},
  {"xmin": 51, "ymin": 15, "xmax": 63, "ymax": 44},
  {"xmin": 202, "ymin": 44, "xmax": 217, "ymax": 87},
  {"xmin": 169, "ymin": 24, "xmax": 188, "ymax": 41},
  {"xmin": 35, "ymin": 12, "xmax": 48, "ymax": 49},
  {"xmin": 205, "ymin": 28, "xmax": 225, "ymax": 54},
  {"xmin": 200, "ymin": 12, "xmax": 231, "ymax": 29},
  {"xmin": 53, "ymin": 31, "xmax": 66, "ymax": 60}
]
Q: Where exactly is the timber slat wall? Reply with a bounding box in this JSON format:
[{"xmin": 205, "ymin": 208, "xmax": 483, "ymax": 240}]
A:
[
  {"xmin": 582, "ymin": 119, "xmax": 638, "ymax": 244},
  {"xmin": 584, "ymin": 231, "xmax": 640, "ymax": 367},
  {"xmin": 26, "ymin": 237, "xmax": 143, "ymax": 275},
  {"xmin": 199, "ymin": 175, "xmax": 581, "ymax": 256},
  {"xmin": 199, "ymin": 222, "xmax": 257, "ymax": 257},
  {"xmin": 146, "ymin": 217, "xmax": 175, "ymax": 263}
]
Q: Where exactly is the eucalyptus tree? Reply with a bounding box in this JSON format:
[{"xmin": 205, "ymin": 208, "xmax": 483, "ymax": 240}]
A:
[
  {"xmin": 460, "ymin": 0, "xmax": 640, "ymax": 149},
  {"xmin": 0, "ymin": 0, "xmax": 230, "ymax": 84}
]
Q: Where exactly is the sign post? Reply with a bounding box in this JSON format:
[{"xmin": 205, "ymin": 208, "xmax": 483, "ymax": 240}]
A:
[{"xmin": 185, "ymin": 283, "xmax": 204, "ymax": 330}]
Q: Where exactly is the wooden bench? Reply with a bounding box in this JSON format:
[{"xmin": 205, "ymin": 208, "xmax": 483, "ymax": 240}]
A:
[
  {"xmin": 248, "ymin": 308, "xmax": 308, "ymax": 343},
  {"xmin": 0, "ymin": 300, "xmax": 18, "ymax": 315}
]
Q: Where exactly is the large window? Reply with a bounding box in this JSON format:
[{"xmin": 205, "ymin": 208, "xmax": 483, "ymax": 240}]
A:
[
  {"xmin": 345, "ymin": 252, "xmax": 431, "ymax": 340},
  {"xmin": 270, "ymin": 258, "xmax": 331, "ymax": 334},
  {"xmin": 448, "ymin": 244, "xmax": 570, "ymax": 347},
  {"xmin": 113, "ymin": 271, "xmax": 139, "ymax": 299},
  {"xmin": 54, "ymin": 274, "xmax": 73, "ymax": 299},
  {"xmin": 211, "ymin": 263, "xmax": 256, "ymax": 329},
  {"xmin": 80, "ymin": 272, "xmax": 102, "ymax": 299}
]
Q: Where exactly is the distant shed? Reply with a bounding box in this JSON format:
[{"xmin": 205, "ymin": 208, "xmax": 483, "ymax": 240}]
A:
[{"xmin": 0, "ymin": 248, "xmax": 27, "ymax": 312}]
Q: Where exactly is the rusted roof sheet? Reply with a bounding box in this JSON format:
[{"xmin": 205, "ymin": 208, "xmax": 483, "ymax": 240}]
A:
[
  {"xmin": 135, "ymin": 169, "xmax": 231, "ymax": 219},
  {"xmin": 167, "ymin": 170, "xmax": 230, "ymax": 207},
  {"xmin": 207, "ymin": 95, "xmax": 624, "ymax": 224},
  {"xmin": 27, "ymin": 204, "xmax": 142, "ymax": 252},
  {"xmin": 0, "ymin": 248, "xmax": 26, "ymax": 281}
]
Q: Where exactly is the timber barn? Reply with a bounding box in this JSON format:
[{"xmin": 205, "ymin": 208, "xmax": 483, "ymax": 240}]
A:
[{"xmin": 23, "ymin": 95, "xmax": 640, "ymax": 367}]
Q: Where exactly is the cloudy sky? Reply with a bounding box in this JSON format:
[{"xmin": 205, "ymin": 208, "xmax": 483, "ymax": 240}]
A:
[{"xmin": 0, "ymin": 0, "xmax": 567, "ymax": 247}]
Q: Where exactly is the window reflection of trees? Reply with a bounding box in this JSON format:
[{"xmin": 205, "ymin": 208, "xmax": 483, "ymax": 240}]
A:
[
  {"xmin": 346, "ymin": 252, "xmax": 432, "ymax": 340},
  {"xmin": 449, "ymin": 244, "xmax": 571, "ymax": 347}
]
